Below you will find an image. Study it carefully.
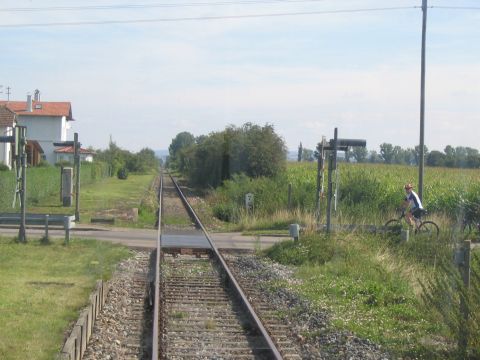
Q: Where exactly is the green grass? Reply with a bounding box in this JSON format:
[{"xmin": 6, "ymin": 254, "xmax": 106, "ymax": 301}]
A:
[
  {"xmin": 0, "ymin": 163, "xmax": 109, "ymax": 212},
  {"xmin": 0, "ymin": 236, "xmax": 131, "ymax": 360},
  {"xmin": 263, "ymin": 232, "xmax": 460, "ymax": 358},
  {"xmin": 27, "ymin": 174, "xmax": 158, "ymax": 228}
]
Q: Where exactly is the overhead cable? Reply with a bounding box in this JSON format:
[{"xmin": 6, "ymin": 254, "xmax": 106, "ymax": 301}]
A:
[
  {"xmin": 0, "ymin": 6, "xmax": 420, "ymax": 28},
  {"xmin": 0, "ymin": 0, "xmax": 337, "ymax": 13},
  {"xmin": 431, "ymin": 6, "xmax": 480, "ymax": 10}
]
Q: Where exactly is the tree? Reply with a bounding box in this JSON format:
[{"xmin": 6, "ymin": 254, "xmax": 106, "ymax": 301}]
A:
[
  {"xmin": 126, "ymin": 148, "xmax": 158, "ymax": 173},
  {"xmin": 426, "ymin": 151, "xmax": 446, "ymax": 167},
  {"xmin": 302, "ymin": 148, "xmax": 315, "ymax": 162},
  {"xmin": 369, "ymin": 150, "xmax": 382, "ymax": 163},
  {"xmin": 404, "ymin": 148, "xmax": 416, "ymax": 165},
  {"xmin": 351, "ymin": 147, "xmax": 368, "ymax": 163},
  {"xmin": 169, "ymin": 131, "xmax": 195, "ymax": 157},
  {"xmin": 455, "ymin": 146, "xmax": 468, "ymax": 167},
  {"xmin": 168, "ymin": 132, "xmax": 195, "ymax": 169},
  {"xmin": 444, "ymin": 145, "xmax": 456, "ymax": 167},
  {"xmin": 182, "ymin": 123, "xmax": 286, "ymax": 187},
  {"xmin": 379, "ymin": 143, "xmax": 395, "ymax": 164},
  {"xmin": 95, "ymin": 139, "xmax": 129, "ymax": 176},
  {"xmin": 95, "ymin": 141, "xmax": 158, "ymax": 175},
  {"xmin": 414, "ymin": 145, "xmax": 429, "ymax": 166},
  {"xmin": 466, "ymin": 147, "xmax": 480, "ymax": 168},
  {"xmin": 392, "ymin": 145, "xmax": 404, "ymax": 164}
]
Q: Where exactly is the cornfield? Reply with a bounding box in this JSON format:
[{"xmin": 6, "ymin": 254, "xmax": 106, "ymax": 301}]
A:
[{"xmin": 209, "ymin": 162, "xmax": 480, "ymax": 224}]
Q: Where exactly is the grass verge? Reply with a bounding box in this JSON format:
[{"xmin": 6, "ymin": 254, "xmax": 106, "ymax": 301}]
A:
[
  {"xmin": 0, "ymin": 236, "xmax": 131, "ymax": 360},
  {"xmin": 263, "ymin": 231, "xmax": 469, "ymax": 358},
  {"xmin": 27, "ymin": 174, "xmax": 158, "ymax": 228}
]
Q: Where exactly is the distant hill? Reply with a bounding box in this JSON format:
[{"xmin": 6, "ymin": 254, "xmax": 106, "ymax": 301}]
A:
[
  {"xmin": 155, "ymin": 149, "xmax": 169, "ymax": 161},
  {"xmin": 287, "ymin": 150, "xmax": 297, "ymax": 161}
]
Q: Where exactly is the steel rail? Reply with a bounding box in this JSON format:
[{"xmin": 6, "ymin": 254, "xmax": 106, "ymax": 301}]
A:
[
  {"xmin": 168, "ymin": 173, "xmax": 284, "ymax": 360},
  {"xmin": 151, "ymin": 168, "xmax": 163, "ymax": 360}
]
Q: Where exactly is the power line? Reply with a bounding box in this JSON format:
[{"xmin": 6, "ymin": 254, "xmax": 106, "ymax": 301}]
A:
[
  {"xmin": 431, "ymin": 6, "xmax": 480, "ymax": 10},
  {"xmin": 0, "ymin": 6, "xmax": 419, "ymax": 28},
  {"xmin": 0, "ymin": 0, "xmax": 337, "ymax": 13}
]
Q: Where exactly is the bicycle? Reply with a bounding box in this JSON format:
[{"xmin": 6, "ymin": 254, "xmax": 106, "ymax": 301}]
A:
[{"xmin": 384, "ymin": 209, "xmax": 439, "ymax": 240}]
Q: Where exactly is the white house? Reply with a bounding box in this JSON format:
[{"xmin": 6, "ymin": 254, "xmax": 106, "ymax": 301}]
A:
[
  {"xmin": 55, "ymin": 146, "xmax": 95, "ymax": 163},
  {"xmin": 0, "ymin": 105, "xmax": 16, "ymax": 169},
  {"xmin": 0, "ymin": 93, "xmax": 73, "ymax": 165}
]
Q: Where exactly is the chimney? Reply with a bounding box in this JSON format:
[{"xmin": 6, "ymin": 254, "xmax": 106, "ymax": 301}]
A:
[
  {"xmin": 27, "ymin": 94, "xmax": 33, "ymax": 112},
  {"xmin": 34, "ymin": 89, "xmax": 40, "ymax": 101}
]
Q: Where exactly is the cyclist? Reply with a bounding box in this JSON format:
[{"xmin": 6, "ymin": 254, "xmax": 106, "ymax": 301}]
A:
[{"xmin": 402, "ymin": 183, "xmax": 424, "ymax": 228}]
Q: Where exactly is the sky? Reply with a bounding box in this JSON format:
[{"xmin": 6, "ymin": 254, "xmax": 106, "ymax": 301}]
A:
[{"xmin": 0, "ymin": 0, "xmax": 479, "ymax": 153}]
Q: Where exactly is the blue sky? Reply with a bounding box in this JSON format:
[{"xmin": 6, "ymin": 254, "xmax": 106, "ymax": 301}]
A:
[{"xmin": 1, "ymin": 0, "xmax": 479, "ymax": 153}]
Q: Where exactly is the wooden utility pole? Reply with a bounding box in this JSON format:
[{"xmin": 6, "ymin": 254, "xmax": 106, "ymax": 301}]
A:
[{"xmin": 418, "ymin": 0, "xmax": 428, "ymax": 200}]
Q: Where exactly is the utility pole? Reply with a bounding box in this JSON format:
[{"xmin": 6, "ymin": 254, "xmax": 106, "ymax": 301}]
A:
[
  {"xmin": 418, "ymin": 0, "xmax": 428, "ymax": 200},
  {"xmin": 74, "ymin": 133, "xmax": 80, "ymax": 222},
  {"xmin": 18, "ymin": 129, "xmax": 27, "ymax": 243}
]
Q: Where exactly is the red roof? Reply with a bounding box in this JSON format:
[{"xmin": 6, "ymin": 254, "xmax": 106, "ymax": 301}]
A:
[
  {"xmin": 54, "ymin": 146, "xmax": 95, "ymax": 155},
  {"xmin": 0, "ymin": 105, "xmax": 16, "ymax": 127},
  {"xmin": 0, "ymin": 101, "xmax": 73, "ymax": 120}
]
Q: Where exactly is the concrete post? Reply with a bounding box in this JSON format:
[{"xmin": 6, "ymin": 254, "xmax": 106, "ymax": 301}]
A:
[{"xmin": 62, "ymin": 168, "xmax": 73, "ymax": 207}]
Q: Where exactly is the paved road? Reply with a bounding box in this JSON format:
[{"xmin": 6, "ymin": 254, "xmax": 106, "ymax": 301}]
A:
[{"xmin": 0, "ymin": 225, "xmax": 289, "ymax": 250}]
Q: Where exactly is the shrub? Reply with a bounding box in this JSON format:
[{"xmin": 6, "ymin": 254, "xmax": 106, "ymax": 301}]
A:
[
  {"xmin": 36, "ymin": 160, "xmax": 51, "ymax": 168},
  {"xmin": 212, "ymin": 203, "xmax": 236, "ymax": 222},
  {"xmin": 117, "ymin": 168, "xmax": 128, "ymax": 180},
  {"xmin": 0, "ymin": 163, "xmax": 10, "ymax": 171},
  {"xmin": 55, "ymin": 160, "xmax": 73, "ymax": 168}
]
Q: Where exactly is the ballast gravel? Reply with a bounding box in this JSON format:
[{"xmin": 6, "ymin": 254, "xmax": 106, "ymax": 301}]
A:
[
  {"xmin": 226, "ymin": 253, "xmax": 391, "ymax": 360},
  {"xmin": 81, "ymin": 250, "xmax": 390, "ymax": 359},
  {"xmin": 82, "ymin": 251, "xmax": 151, "ymax": 360}
]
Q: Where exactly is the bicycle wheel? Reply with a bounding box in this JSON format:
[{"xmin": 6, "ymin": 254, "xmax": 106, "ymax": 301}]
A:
[
  {"xmin": 384, "ymin": 219, "xmax": 402, "ymax": 239},
  {"xmin": 417, "ymin": 221, "xmax": 439, "ymax": 240}
]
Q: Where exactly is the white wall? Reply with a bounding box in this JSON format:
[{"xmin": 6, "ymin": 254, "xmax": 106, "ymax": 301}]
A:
[
  {"xmin": 0, "ymin": 126, "xmax": 13, "ymax": 169},
  {"xmin": 17, "ymin": 115, "xmax": 69, "ymax": 164}
]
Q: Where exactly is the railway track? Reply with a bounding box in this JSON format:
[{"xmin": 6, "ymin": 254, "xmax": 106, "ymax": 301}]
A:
[
  {"xmin": 152, "ymin": 171, "xmax": 297, "ymax": 359},
  {"xmin": 78, "ymin": 170, "xmax": 388, "ymax": 359}
]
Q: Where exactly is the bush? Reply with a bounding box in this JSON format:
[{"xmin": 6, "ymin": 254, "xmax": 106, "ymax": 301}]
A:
[
  {"xmin": 117, "ymin": 168, "xmax": 128, "ymax": 180},
  {"xmin": 0, "ymin": 163, "xmax": 10, "ymax": 171},
  {"xmin": 36, "ymin": 160, "xmax": 51, "ymax": 168},
  {"xmin": 55, "ymin": 160, "xmax": 73, "ymax": 168},
  {"xmin": 212, "ymin": 203, "xmax": 236, "ymax": 222}
]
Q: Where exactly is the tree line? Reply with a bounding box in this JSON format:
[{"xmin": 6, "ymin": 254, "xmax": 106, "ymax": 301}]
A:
[
  {"xmin": 168, "ymin": 123, "xmax": 286, "ymax": 187},
  {"xmin": 95, "ymin": 140, "xmax": 159, "ymax": 178},
  {"xmin": 298, "ymin": 143, "xmax": 480, "ymax": 168}
]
